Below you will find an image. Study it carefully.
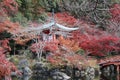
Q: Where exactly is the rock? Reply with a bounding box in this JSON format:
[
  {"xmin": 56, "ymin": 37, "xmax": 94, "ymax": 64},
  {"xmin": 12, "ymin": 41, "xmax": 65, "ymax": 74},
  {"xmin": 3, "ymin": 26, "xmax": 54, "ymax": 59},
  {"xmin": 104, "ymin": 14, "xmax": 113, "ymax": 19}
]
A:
[
  {"xmin": 22, "ymin": 75, "xmax": 31, "ymax": 80},
  {"xmin": 80, "ymin": 70, "xmax": 86, "ymax": 77},
  {"xmin": 53, "ymin": 75, "xmax": 63, "ymax": 80},
  {"xmin": 19, "ymin": 59, "xmax": 29, "ymax": 68},
  {"xmin": 51, "ymin": 71, "xmax": 71, "ymax": 80},
  {"xmin": 11, "ymin": 72, "xmax": 17, "ymax": 76},
  {"xmin": 23, "ymin": 66, "xmax": 32, "ymax": 76},
  {"xmin": 64, "ymin": 66, "xmax": 73, "ymax": 76},
  {"xmin": 32, "ymin": 62, "xmax": 48, "ymax": 76},
  {"xmin": 86, "ymin": 74, "xmax": 95, "ymax": 80},
  {"xmin": 18, "ymin": 59, "xmax": 32, "ymax": 76},
  {"xmin": 11, "ymin": 70, "xmax": 23, "ymax": 76},
  {"xmin": 86, "ymin": 67, "xmax": 95, "ymax": 75},
  {"xmin": 74, "ymin": 70, "xmax": 80, "ymax": 77}
]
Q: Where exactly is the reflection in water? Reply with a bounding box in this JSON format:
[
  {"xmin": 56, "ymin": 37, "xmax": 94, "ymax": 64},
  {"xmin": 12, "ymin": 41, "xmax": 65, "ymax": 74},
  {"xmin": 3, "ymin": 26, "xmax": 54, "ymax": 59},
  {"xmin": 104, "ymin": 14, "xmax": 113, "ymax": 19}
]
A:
[
  {"xmin": 85, "ymin": 74, "xmax": 95, "ymax": 80},
  {"xmin": 29, "ymin": 75, "xmax": 50, "ymax": 80},
  {"xmin": 20, "ymin": 75, "xmax": 31, "ymax": 80},
  {"xmin": 12, "ymin": 75, "xmax": 31, "ymax": 80},
  {"xmin": 12, "ymin": 73, "xmax": 120, "ymax": 80},
  {"xmin": 100, "ymin": 65, "xmax": 119, "ymax": 80},
  {"xmin": 100, "ymin": 73, "xmax": 119, "ymax": 80}
]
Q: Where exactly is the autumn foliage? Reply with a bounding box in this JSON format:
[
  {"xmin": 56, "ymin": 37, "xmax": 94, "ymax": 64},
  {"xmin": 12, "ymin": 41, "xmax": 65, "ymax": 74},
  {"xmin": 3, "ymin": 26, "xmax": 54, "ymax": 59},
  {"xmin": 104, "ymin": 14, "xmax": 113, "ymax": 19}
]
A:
[
  {"xmin": 71, "ymin": 22, "xmax": 120, "ymax": 56},
  {"xmin": 30, "ymin": 40, "xmax": 59, "ymax": 53},
  {"xmin": 110, "ymin": 4, "xmax": 120, "ymax": 18},
  {"xmin": 0, "ymin": 39, "xmax": 11, "ymax": 52},
  {"xmin": 0, "ymin": 0, "xmax": 120, "ymax": 77},
  {"xmin": 47, "ymin": 52, "xmax": 87, "ymax": 68},
  {"xmin": 0, "ymin": 0, "xmax": 18, "ymax": 16},
  {"xmin": 0, "ymin": 20, "xmax": 21, "ymax": 34},
  {"xmin": 58, "ymin": 36, "xmax": 80, "ymax": 52},
  {"xmin": 79, "ymin": 35, "xmax": 120, "ymax": 56},
  {"xmin": 0, "ymin": 53, "xmax": 17, "ymax": 79},
  {"xmin": 55, "ymin": 12, "xmax": 77, "ymax": 26},
  {"xmin": 0, "ymin": 40, "xmax": 18, "ymax": 79},
  {"xmin": 30, "ymin": 12, "xmax": 120, "ymax": 69},
  {"xmin": 44, "ymin": 41, "xmax": 59, "ymax": 52},
  {"xmin": 0, "ymin": 1, "xmax": 20, "ymax": 76},
  {"xmin": 106, "ymin": 4, "xmax": 120, "ymax": 37}
]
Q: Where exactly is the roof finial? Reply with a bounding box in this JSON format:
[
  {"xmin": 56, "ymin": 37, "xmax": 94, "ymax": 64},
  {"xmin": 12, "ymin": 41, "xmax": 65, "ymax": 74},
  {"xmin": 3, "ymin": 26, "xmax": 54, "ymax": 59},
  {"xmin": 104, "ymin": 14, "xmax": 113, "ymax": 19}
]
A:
[{"xmin": 52, "ymin": 9, "xmax": 55, "ymax": 23}]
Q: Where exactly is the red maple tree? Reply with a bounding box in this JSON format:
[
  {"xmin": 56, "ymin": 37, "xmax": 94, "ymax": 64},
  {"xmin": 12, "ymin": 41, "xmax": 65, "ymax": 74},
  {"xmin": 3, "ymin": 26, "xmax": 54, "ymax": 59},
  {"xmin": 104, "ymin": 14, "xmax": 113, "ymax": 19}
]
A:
[
  {"xmin": 107, "ymin": 4, "xmax": 120, "ymax": 37},
  {"xmin": 55, "ymin": 12, "xmax": 77, "ymax": 26},
  {"xmin": 0, "ymin": 39, "xmax": 20, "ymax": 79},
  {"xmin": 0, "ymin": 0, "xmax": 18, "ymax": 16},
  {"xmin": 0, "ymin": 20, "xmax": 21, "ymax": 34},
  {"xmin": 110, "ymin": 4, "xmax": 120, "ymax": 18},
  {"xmin": 72, "ymin": 23, "xmax": 120, "ymax": 57}
]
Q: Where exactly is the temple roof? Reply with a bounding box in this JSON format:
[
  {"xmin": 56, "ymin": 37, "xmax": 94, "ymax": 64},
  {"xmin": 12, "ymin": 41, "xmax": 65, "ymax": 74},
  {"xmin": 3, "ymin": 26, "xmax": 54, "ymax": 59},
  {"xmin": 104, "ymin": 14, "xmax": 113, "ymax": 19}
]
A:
[
  {"xmin": 30, "ymin": 22, "xmax": 79, "ymax": 31},
  {"xmin": 13, "ymin": 21, "xmax": 79, "ymax": 38}
]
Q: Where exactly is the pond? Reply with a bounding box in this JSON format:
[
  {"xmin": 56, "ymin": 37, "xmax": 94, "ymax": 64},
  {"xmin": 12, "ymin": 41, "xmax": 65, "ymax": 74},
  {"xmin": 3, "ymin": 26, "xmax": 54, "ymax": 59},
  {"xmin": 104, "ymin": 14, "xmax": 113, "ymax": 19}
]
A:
[{"xmin": 12, "ymin": 73, "xmax": 119, "ymax": 80}]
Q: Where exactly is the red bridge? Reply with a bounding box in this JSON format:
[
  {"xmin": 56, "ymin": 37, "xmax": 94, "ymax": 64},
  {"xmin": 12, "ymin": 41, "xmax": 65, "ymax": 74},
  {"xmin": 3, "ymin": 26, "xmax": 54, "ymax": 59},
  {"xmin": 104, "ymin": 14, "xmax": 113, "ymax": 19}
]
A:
[{"xmin": 99, "ymin": 55, "xmax": 120, "ymax": 74}]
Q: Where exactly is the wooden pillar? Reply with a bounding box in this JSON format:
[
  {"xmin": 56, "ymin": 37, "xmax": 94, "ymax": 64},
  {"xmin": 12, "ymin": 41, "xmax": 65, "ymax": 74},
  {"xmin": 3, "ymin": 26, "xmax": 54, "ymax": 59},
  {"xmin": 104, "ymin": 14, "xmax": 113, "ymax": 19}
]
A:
[
  {"xmin": 53, "ymin": 34, "xmax": 56, "ymax": 41},
  {"xmin": 117, "ymin": 65, "xmax": 119, "ymax": 75},
  {"xmin": 117, "ymin": 75, "xmax": 119, "ymax": 80}
]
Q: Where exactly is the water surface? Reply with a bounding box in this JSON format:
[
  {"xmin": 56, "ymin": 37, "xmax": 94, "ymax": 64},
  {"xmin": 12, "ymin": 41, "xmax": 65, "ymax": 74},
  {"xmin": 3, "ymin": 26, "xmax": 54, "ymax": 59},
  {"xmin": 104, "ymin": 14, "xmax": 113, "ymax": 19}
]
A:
[{"xmin": 12, "ymin": 73, "xmax": 120, "ymax": 80}]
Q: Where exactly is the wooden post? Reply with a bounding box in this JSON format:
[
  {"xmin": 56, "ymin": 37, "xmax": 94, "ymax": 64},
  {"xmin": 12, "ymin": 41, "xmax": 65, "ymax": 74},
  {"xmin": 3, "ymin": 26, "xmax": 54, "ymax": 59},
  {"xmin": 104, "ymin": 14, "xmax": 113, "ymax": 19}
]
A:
[
  {"xmin": 117, "ymin": 75, "xmax": 119, "ymax": 80},
  {"xmin": 117, "ymin": 65, "xmax": 119, "ymax": 75},
  {"xmin": 53, "ymin": 34, "xmax": 56, "ymax": 41}
]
